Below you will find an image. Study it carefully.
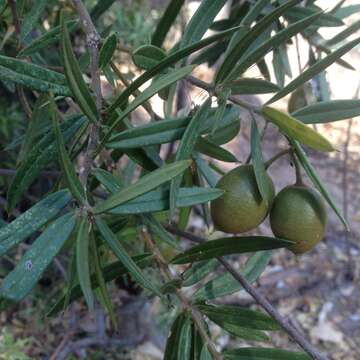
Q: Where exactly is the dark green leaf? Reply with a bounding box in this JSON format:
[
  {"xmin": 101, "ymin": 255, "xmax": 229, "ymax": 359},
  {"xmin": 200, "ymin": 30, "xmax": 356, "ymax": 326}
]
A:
[
  {"xmin": 107, "ymin": 26, "xmax": 242, "ymax": 113},
  {"xmin": 164, "ymin": 313, "xmax": 185, "ymax": 360},
  {"xmin": 171, "ymin": 236, "xmax": 292, "ymax": 264},
  {"xmin": 109, "ymin": 187, "xmax": 224, "ymax": 215},
  {"xmin": 215, "ymin": 0, "xmax": 300, "ymax": 84},
  {"xmin": 47, "ymin": 254, "xmax": 152, "ymax": 316},
  {"xmin": 20, "ymin": 0, "xmax": 47, "ymax": 40},
  {"xmin": 99, "ymin": 33, "xmax": 117, "ymax": 69},
  {"xmin": 18, "ymin": 20, "xmax": 78, "ymax": 57},
  {"xmin": 292, "ymin": 100, "xmax": 360, "ymax": 124},
  {"xmin": 193, "ymin": 251, "xmax": 272, "ymax": 301},
  {"xmin": 142, "ymin": 214, "xmax": 181, "ymax": 250},
  {"xmin": 94, "ymin": 160, "xmax": 192, "ymax": 214},
  {"xmin": 250, "ymin": 119, "xmax": 273, "ymax": 205},
  {"xmin": 91, "ymin": 0, "xmax": 116, "ymax": 22},
  {"xmin": 197, "ymin": 304, "xmax": 280, "ymax": 330},
  {"xmin": 262, "ymin": 106, "xmax": 334, "ymax": 152},
  {"xmin": 0, "ymin": 212, "xmax": 76, "ymax": 302},
  {"xmin": 76, "ymin": 216, "xmax": 94, "ymax": 311},
  {"xmin": 225, "ymin": 78, "xmax": 280, "ymax": 95},
  {"xmin": 95, "ymin": 217, "xmax": 161, "ymax": 296},
  {"xmin": 61, "ymin": 12, "xmax": 98, "ymax": 124},
  {"xmin": 268, "ymin": 36, "xmax": 360, "ymax": 104},
  {"xmin": 103, "ymin": 65, "xmax": 195, "ymax": 145},
  {"xmin": 285, "ymin": 6, "xmax": 343, "ymax": 27},
  {"xmin": 291, "ymin": 140, "xmax": 349, "ymax": 230},
  {"xmin": 220, "ymin": 323, "xmax": 270, "ymax": 342},
  {"xmin": 132, "ymin": 45, "xmax": 166, "ymax": 71},
  {"xmin": 196, "ymin": 137, "xmax": 238, "ymax": 163},
  {"xmin": 151, "ymin": 0, "xmax": 185, "ymax": 47},
  {"xmin": 52, "ymin": 102, "xmax": 86, "ymax": 204},
  {"xmin": 181, "ymin": 0, "xmax": 227, "ymax": 47},
  {"xmin": 7, "ymin": 116, "xmax": 86, "ymax": 211},
  {"xmin": 334, "ymin": 4, "xmax": 360, "ymax": 20},
  {"xmin": 227, "ymin": 12, "xmax": 321, "ymax": 80},
  {"xmin": 170, "ymin": 99, "xmax": 212, "ymax": 216},
  {"xmin": 0, "ymin": 190, "xmax": 72, "ymax": 257},
  {"xmin": 93, "ymin": 168, "xmax": 123, "ymax": 193},
  {"xmin": 182, "ymin": 259, "xmax": 219, "ymax": 287},
  {"xmin": 177, "ymin": 314, "xmax": 193, "ymax": 360},
  {"xmin": 224, "ymin": 347, "xmax": 311, "ymax": 360},
  {"xmin": 0, "ymin": 56, "xmax": 70, "ymax": 95}
]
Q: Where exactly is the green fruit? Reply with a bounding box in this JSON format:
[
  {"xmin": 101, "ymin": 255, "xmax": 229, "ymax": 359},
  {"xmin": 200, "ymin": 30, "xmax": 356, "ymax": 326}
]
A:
[
  {"xmin": 210, "ymin": 165, "xmax": 274, "ymax": 234},
  {"xmin": 270, "ymin": 185, "xmax": 328, "ymax": 254}
]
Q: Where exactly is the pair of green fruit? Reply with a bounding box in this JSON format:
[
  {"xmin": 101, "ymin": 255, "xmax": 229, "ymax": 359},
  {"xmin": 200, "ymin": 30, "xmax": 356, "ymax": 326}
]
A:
[{"xmin": 210, "ymin": 165, "xmax": 328, "ymax": 254}]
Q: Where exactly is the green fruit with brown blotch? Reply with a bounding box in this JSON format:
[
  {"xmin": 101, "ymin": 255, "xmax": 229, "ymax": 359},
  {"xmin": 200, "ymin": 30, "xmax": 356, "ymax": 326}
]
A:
[
  {"xmin": 270, "ymin": 185, "xmax": 328, "ymax": 254},
  {"xmin": 210, "ymin": 165, "xmax": 275, "ymax": 234}
]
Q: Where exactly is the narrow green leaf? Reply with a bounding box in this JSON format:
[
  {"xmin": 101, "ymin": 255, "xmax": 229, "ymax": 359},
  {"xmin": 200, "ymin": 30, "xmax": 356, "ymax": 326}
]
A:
[
  {"xmin": 0, "ymin": 190, "xmax": 72, "ymax": 257},
  {"xmin": 107, "ymin": 26, "xmax": 243, "ymax": 113},
  {"xmin": 334, "ymin": 4, "xmax": 360, "ymax": 20},
  {"xmin": 197, "ymin": 304, "xmax": 280, "ymax": 330},
  {"xmin": 76, "ymin": 216, "xmax": 94, "ymax": 311},
  {"xmin": 224, "ymin": 347, "xmax": 311, "ymax": 360},
  {"xmin": 182, "ymin": 259, "xmax": 219, "ymax": 287},
  {"xmin": 108, "ymin": 106, "xmax": 239, "ymax": 149},
  {"xmin": 196, "ymin": 137, "xmax": 238, "ymax": 163},
  {"xmin": 292, "ymin": 99, "xmax": 360, "ymax": 124},
  {"xmin": 7, "ymin": 116, "xmax": 86, "ymax": 211},
  {"xmin": 0, "ymin": 212, "xmax": 76, "ymax": 302},
  {"xmin": 215, "ymin": 0, "xmax": 300, "ymax": 84},
  {"xmin": 61, "ymin": 12, "xmax": 98, "ymax": 124},
  {"xmin": 152, "ymin": 0, "xmax": 185, "ymax": 47},
  {"xmin": 250, "ymin": 119, "xmax": 273, "ymax": 205},
  {"xmin": 291, "ymin": 140, "xmax": 349, "ymax": 230},
  {"xmin": 142, "ymin": 214, "xmax": 181, "ymax": 250},
  {"xmin": 181, "ymin": 0, "xmax": 227, "ymax": 47},
  {"xmin": 52, "ymin": 103, "xmax": 86, "ymax": 204},
  {"xmin": 194, "ymin": 155, "xmax": 220, "ymax": 188},
  {"xmin": 99, "ymin": 33, "xmax": 117, "ymax": 69},
  {"xmin": 170, "ymin": 99, "xmax": 212, "ymax": 217},
  {"xmin": 200, "ymin": 345, "xmax": 213, "ymax": 360},
  {"xmin": 0, "ymin": 56, "xmax": 70, "ymax": 95},
  {"xmin": 285, "ymin": 6, "xmax": 344, "ymax": 27},
  {"xmin": 262, "ymin": 106, "xmax": 334, "ymax": 152},
  {"xmin": 20, "ymin": 0, "xmax": 47, "ymax": 40},
  {"xmin": 18, "ymin": 20, "xmax": 78, "ymax": 57},
  {"xmin": 90, "ymin": 233, "xmax": 117, "ymax": 328},
  {"xmin": 327, "ymin": 19, "xmax": 360, "ymax": 46},
  {"xmin": 90, "ymin": 0, "xmax": 116, "ymax": 21},
  {"xmin": 95, "ymin": 217, "xmax": 161, "ymax": 296},
  {"xmin": 164, "ymin": 313, "xmax": 185, "ymax": 360},
  {"xmin": 109, "ymin": 187, "xmax": 224, "ymax": 215},
  {"xmin": 94, "ymin": 160, "xmax": 191, "ymax": 214},
  {"xmin": 227, "ymin": 12, "xmax": 322, "ymax": 80},
  {"xmin": 220, "ymin": 323, "xmax": 270, "ymax": 342},
  {"xmin": 268, "ymin": 36, "xmax": 360, "ymax": 104},
  {"xmin": 103, "ymin": 65, "xmax": 195, "ymax": 146},
  {"xmin": 225, "ymin": 78, "xmax": 280, "ymax": 95},
  {"xmin": 47, "ymin": 254, "xmax": 152, "ymax": 316},
  {"xmin": 193, "ymin": 251, "xmax": 272, "ymax": 301},
  {"xmin": 177, "ymin": 314, "xmax": 193, "ymax": 360},
  {"xmin": 132, "ymin": 45, "xmax": 167, "ymax": 71},
  {"xmin": 93, "ymin": 168, "xmax": 123, "ymax": 193},
  {"xmin": 171, "ymin": 236, "xmax": 292, "ymax": 264}
]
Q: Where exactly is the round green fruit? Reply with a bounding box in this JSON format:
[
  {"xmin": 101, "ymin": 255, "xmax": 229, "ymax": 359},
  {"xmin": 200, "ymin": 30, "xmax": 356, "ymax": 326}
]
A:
[
  {"xmin": 270, "ymin": 185, "xmax": 328, "ymax": 254},
  {"xmin": 210, "ymin": 165, "xmax": 274, "ymax": 234}
]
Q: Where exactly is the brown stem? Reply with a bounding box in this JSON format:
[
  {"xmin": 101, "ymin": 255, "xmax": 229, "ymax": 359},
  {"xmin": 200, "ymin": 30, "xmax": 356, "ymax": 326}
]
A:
[
  {"xmin": 72, "ymin": 0, "xmax": 102, "ymax": 189},
  {"xmin": 139, "ymin": 226, "xmax": 222, "ymax": 360},
  {"xmin": 265, "ymin": 148, "xmax": 292, "ymax": 169},
  {"xmin": 164, "ymin": 225, "xmax": 328, "ymax": 360}
]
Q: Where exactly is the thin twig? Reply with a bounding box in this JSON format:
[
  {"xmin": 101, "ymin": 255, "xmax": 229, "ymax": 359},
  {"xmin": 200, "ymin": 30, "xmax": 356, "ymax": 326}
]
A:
[
  {"xmin": 140, "ymin": 226, "xmax": 222, "ymax": 360},
  {"xmin": 165, "ymin": 225, "xmax": 328, "ymax": 360},
  {"xmin": 72, "ymin": 0, "xmax": 102, "ymax": 189}
]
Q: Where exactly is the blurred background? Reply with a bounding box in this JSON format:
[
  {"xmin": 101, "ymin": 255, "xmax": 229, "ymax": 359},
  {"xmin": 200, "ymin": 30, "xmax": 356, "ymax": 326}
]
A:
[{"xmin": 0, "ymin": 0, "xmax": 359, "ymax": 359}]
